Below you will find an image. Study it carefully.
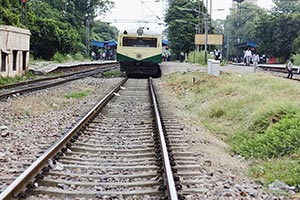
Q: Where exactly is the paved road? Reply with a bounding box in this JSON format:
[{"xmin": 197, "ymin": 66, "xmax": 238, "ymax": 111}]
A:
[{"xmin": 160, "ymin": 61, "xmax": 260, "ymax": 75}]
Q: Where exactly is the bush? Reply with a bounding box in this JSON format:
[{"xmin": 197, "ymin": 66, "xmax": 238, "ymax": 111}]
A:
[
  {"xmin": 103, "ymin": 70, "xmax": 122, "ymax": 78},
  {"xmin": 187, "ymin": 51, "xmax": 213, "ymax": 65},
  {"xmin": 0, "ymin": 72, "xmax": 36, "ymax": 85},
  {"xmin": 72, "ymin": 52, "xmax": 86, "ymax": 61},
  {"xmin": 51, "ymin": 52, "xmax": 65, "ymax": 63},
  {"xmin": 291, "ymin": 53, "xmax": 300, "ymax": 66},
  {"xmin": 232, "ymin": 113, "xmax": 300, "ymax": 159},
  {"xmin": 249, "ymin": 158, "xmax": 300, "ymax": 186}
]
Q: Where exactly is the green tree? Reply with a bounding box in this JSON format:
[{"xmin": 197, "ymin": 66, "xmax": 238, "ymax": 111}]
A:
[
  {"xmin": 165, "ymin": 0, "xmax": 207, "ymax": 59},
  {"xmin": 0, "ymin": 0, "xmax": 116, "ymax": 60},
  {"xmin": 92, "ymin": 20, "xmax": 118, "ymax": 42},
  {"xmin": 255, "ymin": 13, "xmax": 300, "ymax": 60},
  {"xmin": 273, "ymin": 0, "xmax": 300, "ymax": 13},
  {"xmin": 223, "ymin": 3, "xmax": 266, "ymax": 59},
  {"xmin": 0, "ymin": 0, "xmax": 21, "ymax": 26},
  {"xmin": 26, "ymin": 0, "xmax": 81, "ymax": 59}
]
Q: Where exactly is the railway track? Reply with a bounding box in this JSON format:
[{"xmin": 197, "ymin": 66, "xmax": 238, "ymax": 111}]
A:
[
  {"xmin": 0, "ymin": 77, "xmax": 209, "ymax": 199},
  {"xmin": 259, "ymin": 65, "xmax": 300, "ymax": 81},
  {"xmin": 0, "ymin": 63, "xmax": 119, "ymax": 100}
]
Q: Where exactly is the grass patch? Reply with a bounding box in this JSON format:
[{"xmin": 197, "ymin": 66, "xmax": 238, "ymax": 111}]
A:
[
  {"xmin": 163, "ymin": 70, "xmax": 300, "ymax": 187},
  {"xmin": 50, "ymin": 52, "xmax": 87, "ymax": 63},
  {"xmin": 0, "ymin": 71, "xmax": 36, "ymax": 85},
  {"xmin": 103, "ymin": 70, "xmax": 122, "ymax": 78},
  {"xmin": 249, "ymin": 158, "xmax": 300, "ymax": 186},
  {"xmin": 65, "ymin": 90, "xmax": 92, "ymax": 99}
]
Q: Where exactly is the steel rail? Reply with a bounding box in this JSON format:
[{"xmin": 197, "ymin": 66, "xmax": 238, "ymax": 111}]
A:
[
  {"xmin": 0, "ymin": 66, "xmax": 118, "ymax": 100},
  {"xmin": 0, "ymin": 63, "xmax": 118, "ymax": 90},
  {"xmin": 0, "ymin": 77, "xmax": 128, "ymax": 200},
  {"xmin": 148, "ymin": 78, "xmax": 178, "ymax": 200}
]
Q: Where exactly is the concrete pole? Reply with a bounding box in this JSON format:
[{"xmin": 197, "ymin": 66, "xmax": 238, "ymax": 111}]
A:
[{"xmin": 204, "ymin": 0, "xmax": 208, "ymax": 63}]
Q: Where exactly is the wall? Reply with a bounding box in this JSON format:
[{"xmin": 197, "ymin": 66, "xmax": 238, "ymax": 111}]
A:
[{"xmin": 0, "ymin": 25, "xmax": 31, "ymax": 78}]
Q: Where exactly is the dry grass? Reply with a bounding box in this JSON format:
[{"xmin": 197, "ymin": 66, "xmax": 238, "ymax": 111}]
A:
[{"xmin": 163, "ymin": 70, "xmax": 300, "ymax": 186}]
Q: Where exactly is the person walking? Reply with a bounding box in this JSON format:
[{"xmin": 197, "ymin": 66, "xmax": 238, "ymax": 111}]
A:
[
  {"xmin": 180, "ymin": 51, "xmax": 184, "ymax": 62},
  {"xmin": 244, "ymin": 49, "xmax": 252, "ymax": 66},
  {"xmin": 102, "ymin": 51, "xmax": 106, "ymax": 61},
  {"xmin": 252, "ymin": 52, "xmax": 260, "ymax": 72},
  {"xmin": 287, "ymin": 59, "xmax": 294, "ymax": 79}
]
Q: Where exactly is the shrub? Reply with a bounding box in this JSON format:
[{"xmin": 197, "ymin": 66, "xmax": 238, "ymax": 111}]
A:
[
  {"xmin": 51, "ymin": 52, "xmax": 65, "ymax": 63},
  {"xmin": 291, "ymin": 53, "xmax": 300, "ymax": 66},
  {"xmin": 103, "ymin": 70, "xmax": 122, "ymax": 78},
  {"xmin": 72, "ymin": 52, "xmax": 86, "ymax": 61},
  {"xmin": 232, "ymin": 113, "xmax": 300, "ymax": 159},
  {"xmin": 187, "ymin": 51, "xmax": 213, "ymax": 65}
]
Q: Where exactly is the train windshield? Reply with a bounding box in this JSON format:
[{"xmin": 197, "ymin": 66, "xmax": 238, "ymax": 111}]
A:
[{"xmin": 122, "ymin": 37, "xmax": 158, "ymax": 48}]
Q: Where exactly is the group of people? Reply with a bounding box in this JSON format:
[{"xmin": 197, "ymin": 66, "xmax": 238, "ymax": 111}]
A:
[
  {"xmin": 214, "ymin": 49, "xmax": 221, "ymax": 60},
  {"xmin": 162, "ymin": 52, "xmax": 171, "ymax": 62},
  {"xmin": 244, "ymin": 48, "xmax": 260, "ymax": 72}
]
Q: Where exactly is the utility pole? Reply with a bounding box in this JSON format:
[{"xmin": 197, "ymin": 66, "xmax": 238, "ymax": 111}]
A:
[
  {"xmin": 20, "ymin": 0, "xmax": 27, "ymax": 26},
  {"xmin": 233, "ymin": 0, "xmax": 244, "ymax": 43},
  {"xmin": 86, "ymin": 0, "xmax": 91, "ymax": 58},
  {"xmin": 86, "ymin": 19, "xmax": 90, "ymax": 58},
  {"xmin": 209, "ymin": 0, "xmax": 212, "ymax": 34},
  {"xmin": 204, "ymin": 0, "xmax": 208, "ymax": 63}
]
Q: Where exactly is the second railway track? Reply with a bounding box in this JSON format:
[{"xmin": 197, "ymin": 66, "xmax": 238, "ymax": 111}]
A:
[{"xmin": 0, "ymin": 63, "xmax": 119, "ymax": 100}]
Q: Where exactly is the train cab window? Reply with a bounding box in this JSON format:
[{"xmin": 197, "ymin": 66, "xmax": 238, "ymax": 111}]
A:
[
  {"xmin": 1, "ymin": 51, "xmax": 7, "ymax": 72},
  {"xmin": 123, "ymin": 37, "xmax": 157, "ymax": 48},
  {"xmin": 13, "ymin": 50, "xmax": 18, "ymax": 71}
]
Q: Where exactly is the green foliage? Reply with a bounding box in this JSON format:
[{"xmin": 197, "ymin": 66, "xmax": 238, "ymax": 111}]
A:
[
  {"xmin": 249, "ymin": 158, "xmax": 300, "ymax": 186},
  {"xmin": 224, "ymin": 3, "xmax": 266, "ymax": 59},
  {"xmin": 29, "ymin": 15, "xmax": 81, "ymax": 59},
  {"xmin": 165, "ymin": 0, "xmax": 207, "ymax": 59},
  {"xmin": 164, "ymin": 71, "xmax": 300, "ymax": 186},
  {"xmin": 291, "ymin": 53, "xmax": 300, "ymax": 65},
  {"xmin": 254, "ymin": 12, "xmax": 300, "ymax": 60},
  {"xmin": 65, "ymin": 90, "xmax": 92, "ymax": 99},
  {"xmin": 51, "ymin": 52, "xmax": 65, "ymax": 63},
  {"xmin": 102, "ymin": 70, "xmax": 122, "ymax": 78},
  {"xmin": 187, "ymin": 51, "xmax": 213, "ymax": 65},
  {"xmin": 0, "ymin": 72, "xmax": 36, "ymax": 85},
  {"xmin": 232, "ymin": 113, "xmax": 300, "ymax": 159},
  {"xmin": 0, "ymin": 0, "xmax": 21, "ymax": 26},
  {"xmin": 72, "ymin": 52, "xmax": 86, "ymax": 61},
  {"xmin": 273, "ymin": 0, "xmax": 300, "ymax": 13},
  {"xmin": 222, "ymin": 1, "xmax": 300, "ymax": 61},
  {"xmin": 220, "ymin": 60, "xmax": 226, "ymax": 66},
  {"xmin": 24, "ymin": 71, "xmax": 36, "ymax": 79},
  {"xmin": 248, "ymin": 106, "xmax": 293, "ymax": 134},
  {"xmin": 0, "ymin": 0, "xmax": 116, "ymax": 60},
  {"xmin": 92, "ymin": 20, "xmax": 118, "ymax": 42}
]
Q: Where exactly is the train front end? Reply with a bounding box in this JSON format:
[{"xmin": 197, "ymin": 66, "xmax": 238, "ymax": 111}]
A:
[{"xmin": 116, "ymin": 29, "xmax": 162, "ymax": 77}]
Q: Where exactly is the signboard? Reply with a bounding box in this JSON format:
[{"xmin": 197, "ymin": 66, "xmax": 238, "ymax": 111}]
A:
[{"xmin": 195, "ymin": 34, "xmax": 223, "ymax": 45}]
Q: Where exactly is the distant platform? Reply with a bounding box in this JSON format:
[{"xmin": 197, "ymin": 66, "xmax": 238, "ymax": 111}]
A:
[{"xmin": 29, "ymin": 60, "xmax": 117, "ymax": 75}]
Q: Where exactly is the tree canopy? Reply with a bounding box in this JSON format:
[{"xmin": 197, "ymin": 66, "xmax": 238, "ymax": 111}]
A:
[
  {"xmin": 0, "ymin": 0, "xmax": 117, "ymax": 59},
  {"xmin": 164, "ymin": 0, "xmax": 208, "ymax": 59},
  {"xmin": 273, "ymin": 0, "xmax": 300, "ymax": 13}
]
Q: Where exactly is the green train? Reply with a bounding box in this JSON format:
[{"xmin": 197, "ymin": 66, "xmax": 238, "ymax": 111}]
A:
[{"xmin": 116, "ymin": 28, "xmax": 162, "ymax": 77}]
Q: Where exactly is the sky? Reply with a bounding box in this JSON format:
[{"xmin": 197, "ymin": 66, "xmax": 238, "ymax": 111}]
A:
[{"xmin": 100, "ymin": 0, "xmax": 275, "ymax": 33}]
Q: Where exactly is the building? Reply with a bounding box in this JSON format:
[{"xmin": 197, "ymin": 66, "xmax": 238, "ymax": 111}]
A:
[{"xmin": 0, "ymin": 25, "xmax": 31, "ymax": 78}]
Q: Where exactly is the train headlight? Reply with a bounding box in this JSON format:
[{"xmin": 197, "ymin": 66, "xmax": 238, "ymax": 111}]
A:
[{"xmin": 137, "ymin": 27, "xmax": 143, "ymax": 35}]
